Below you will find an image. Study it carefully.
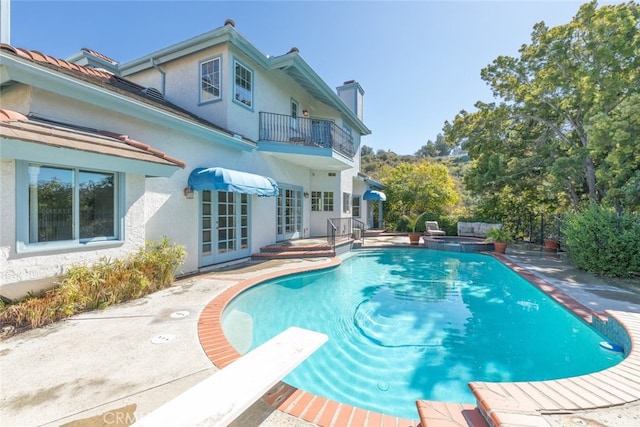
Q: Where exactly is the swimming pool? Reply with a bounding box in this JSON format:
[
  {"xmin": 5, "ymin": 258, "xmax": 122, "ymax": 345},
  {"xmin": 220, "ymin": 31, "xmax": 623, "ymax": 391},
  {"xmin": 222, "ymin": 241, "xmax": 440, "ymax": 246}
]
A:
[{"xmin": 222, "ymin": 248, "xmax": 623, "ymax": 419}]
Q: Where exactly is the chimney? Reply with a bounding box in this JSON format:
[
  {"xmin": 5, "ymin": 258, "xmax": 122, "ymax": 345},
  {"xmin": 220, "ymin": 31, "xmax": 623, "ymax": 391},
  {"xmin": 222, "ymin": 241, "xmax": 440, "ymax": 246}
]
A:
[
  {"xmin": 336, "ymin": 80, "xmax": 364, "ymax": 122},
  {"xmin": 1, "ymin": 0, "xmax": 10, "ymax": 44}
]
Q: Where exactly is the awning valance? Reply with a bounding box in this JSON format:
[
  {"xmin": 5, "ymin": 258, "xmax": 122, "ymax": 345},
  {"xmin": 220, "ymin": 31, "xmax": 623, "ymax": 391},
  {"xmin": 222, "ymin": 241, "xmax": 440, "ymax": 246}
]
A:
[
  {"xmin": 363, "ymin": 190, "xmax": 386, "ymax": 201},
  {"xmin": 188, "ymin": 167, "xmax": 279, "ymax": 197}
]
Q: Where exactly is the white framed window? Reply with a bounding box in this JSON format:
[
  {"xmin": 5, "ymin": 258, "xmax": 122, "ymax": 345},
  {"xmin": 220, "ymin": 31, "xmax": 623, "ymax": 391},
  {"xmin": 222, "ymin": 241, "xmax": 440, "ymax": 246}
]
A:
[
  {"xmin": 352, "ymin": 195, "xmax": 361, "ymax": 217},
  {"xmin": 323, "ymin": 191, "xmax": 334, "ymax": 211},
  {"xmin": 200, "ymin": 57, "xmax": 221, "ymax": 103},
  {"xmin": 311, "ymin": 191, "xmax": 334, "ymax": 212},
  {"xmin": 233, "ymin": 59, "xmax": 253, "ymax": 109},
  {"xmin": 16, "ymin": 161, "xmax": 122, "ymax": 251},
  {"xmin": 311, "ymin": 191, "xmax": 322, "ymax": 211},
  {"xmin": 343, "ymin": 192, "xmax": 351, "ymax": 213}
]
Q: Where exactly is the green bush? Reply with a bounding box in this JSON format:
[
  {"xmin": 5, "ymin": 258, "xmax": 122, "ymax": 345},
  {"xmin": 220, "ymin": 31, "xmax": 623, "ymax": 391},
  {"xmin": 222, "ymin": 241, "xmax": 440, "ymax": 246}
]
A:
[
  {"xmin": 561, "ymin": 205, "xmax": 640, "ymax": 278},
  {"xmin": 0, "ymin": 238, "xmax": 186, "ymax": 329}
]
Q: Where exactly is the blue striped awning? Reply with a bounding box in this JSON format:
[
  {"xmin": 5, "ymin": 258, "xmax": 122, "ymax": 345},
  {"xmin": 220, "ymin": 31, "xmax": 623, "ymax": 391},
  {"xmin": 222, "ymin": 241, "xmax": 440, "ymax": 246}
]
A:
[
  {"xmin": 363, "ymin": 190, "xmax": 386, "ymax": 201},
  {"xmin": 188, "ymin": 167, "xmax": 279, "ymax": 197}
]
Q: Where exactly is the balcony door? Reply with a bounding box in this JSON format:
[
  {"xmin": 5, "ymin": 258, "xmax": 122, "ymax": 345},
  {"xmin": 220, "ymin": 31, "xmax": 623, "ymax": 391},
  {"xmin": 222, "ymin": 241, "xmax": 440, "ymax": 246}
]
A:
[
  {"xmin": 276, "ymin": 185, "xmax": 303, "ymax": 241},
  {"xmin": 200, "ymin": 190, "xmax": 250, "ymax": 266},
  {"xmin": 311, "ymin": 119, "xmax": 332, "ymax": 146}
]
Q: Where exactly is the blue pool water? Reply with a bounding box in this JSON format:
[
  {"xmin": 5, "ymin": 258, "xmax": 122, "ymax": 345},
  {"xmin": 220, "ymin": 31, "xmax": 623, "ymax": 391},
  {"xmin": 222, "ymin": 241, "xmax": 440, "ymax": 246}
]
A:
[{"xmin": 222, "ymin": 249, "xmax": 623, "ymax": 419}]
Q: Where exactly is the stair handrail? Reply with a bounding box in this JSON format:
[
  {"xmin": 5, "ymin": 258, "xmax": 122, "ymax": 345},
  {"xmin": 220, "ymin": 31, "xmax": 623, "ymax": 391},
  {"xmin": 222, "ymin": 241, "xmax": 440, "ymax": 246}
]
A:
[{"xmin": 326, "ymin": 219, "xmax": 337, "ymax": 253}]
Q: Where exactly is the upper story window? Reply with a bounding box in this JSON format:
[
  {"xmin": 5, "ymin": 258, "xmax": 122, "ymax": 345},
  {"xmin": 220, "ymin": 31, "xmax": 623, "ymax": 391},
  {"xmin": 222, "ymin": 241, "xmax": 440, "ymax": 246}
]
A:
[
  {"xmin": 200, "ymin": 57, "xmax": 221, "ymax": 103},
  {"xmin": 234, "ymin": 59, "xmax": 253, "ymax": 109},
  {"xmin": 17, "ymin": 162, "xmax": 122, "ymax": 251}
]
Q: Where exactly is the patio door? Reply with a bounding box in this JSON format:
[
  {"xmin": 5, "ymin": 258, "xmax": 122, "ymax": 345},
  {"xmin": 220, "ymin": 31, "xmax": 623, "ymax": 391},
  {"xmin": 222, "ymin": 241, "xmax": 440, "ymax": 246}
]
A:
[
  {"xmin": 311, "ymin": 119, "xmax": 332, "ymax": 147},
  {"xmin": 200, "ymin": 190, "xmax": 250, "ymax": 266},
  {"xmin": 276, "ymin": 186, "xmax": 303, "ymax": 241}
]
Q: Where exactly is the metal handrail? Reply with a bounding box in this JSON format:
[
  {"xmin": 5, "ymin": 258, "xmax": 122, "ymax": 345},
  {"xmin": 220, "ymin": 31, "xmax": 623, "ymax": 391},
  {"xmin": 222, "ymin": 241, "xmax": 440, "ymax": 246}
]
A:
[
  {"xmin": 259, "ymin": 112, "xmax": 356, "ymax": 158},
  {"xmin": 327, "ymin": 219, "xmax": 337, "ymax": 253}
]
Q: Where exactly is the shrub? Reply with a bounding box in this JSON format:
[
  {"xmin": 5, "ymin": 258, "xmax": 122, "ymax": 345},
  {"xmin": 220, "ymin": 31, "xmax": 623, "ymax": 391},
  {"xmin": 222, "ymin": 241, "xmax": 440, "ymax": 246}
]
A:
[
  {"xmin": 561, "ymin": 205, "xmax": 640, "ymax": 278},
  {"xmin": 0, "ymin": 238, "xmax": 186, "ymax": 329}
]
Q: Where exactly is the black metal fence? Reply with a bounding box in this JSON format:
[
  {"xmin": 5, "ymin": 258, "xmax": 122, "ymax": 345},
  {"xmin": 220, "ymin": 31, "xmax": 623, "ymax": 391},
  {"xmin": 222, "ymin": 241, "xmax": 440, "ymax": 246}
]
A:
[
  {"xmin": 503, "ymin": 213, "xmax": 563, "ymax": 245},
  {"xmin": 259, "ymin": 112, "xmax": 356, "ymax": 158}
]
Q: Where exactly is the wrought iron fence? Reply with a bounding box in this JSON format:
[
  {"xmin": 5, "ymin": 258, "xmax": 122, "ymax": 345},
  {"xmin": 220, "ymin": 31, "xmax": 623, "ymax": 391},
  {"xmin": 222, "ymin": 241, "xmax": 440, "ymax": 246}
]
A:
[
  {"xmin": 259, "ymin": 112, "xmax": 356, "ymax": 158},
  {"xmin": 503, "ymin": 213, "xmax": 563, "ymax": 245}
]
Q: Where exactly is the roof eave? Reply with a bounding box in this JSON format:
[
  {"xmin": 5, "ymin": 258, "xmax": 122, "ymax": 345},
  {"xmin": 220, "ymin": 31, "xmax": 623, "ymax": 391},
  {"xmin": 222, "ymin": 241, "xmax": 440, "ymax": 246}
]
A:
[
  {"xmin": 268, "ymin": 53, "xmax": 371, "ymax": 136},
  {"xmin": 118, "ymin": 25, "xmax": 270, "ymax": 76},
  {"xmin": 1, "ymin": 52, "xmax": 255, "ymax": 152}
]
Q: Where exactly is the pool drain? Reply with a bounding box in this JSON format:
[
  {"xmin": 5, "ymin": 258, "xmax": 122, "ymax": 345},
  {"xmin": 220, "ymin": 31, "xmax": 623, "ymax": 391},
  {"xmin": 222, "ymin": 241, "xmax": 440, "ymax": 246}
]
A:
[
  {"xmin": 151, "ymin": 333, "xmax": 175, "ymax": 344},
  {"xmin": 377, "ymin": 382, "xmax": 389, "ymax": 391},
  {"xmin": 170, "ymin": 310, "xmax": 190, "ymax": 319}
]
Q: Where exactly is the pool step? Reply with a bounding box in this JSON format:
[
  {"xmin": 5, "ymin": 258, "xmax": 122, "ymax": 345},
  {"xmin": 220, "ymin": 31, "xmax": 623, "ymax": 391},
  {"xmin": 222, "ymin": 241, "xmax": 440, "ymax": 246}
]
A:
[
  {"xmin": 416, "ymin": 400, "xmax": 489, "ymax": 427},
  {"xmin": 253, "ymin": 239, "xmax": 337, "ymax": 259}
]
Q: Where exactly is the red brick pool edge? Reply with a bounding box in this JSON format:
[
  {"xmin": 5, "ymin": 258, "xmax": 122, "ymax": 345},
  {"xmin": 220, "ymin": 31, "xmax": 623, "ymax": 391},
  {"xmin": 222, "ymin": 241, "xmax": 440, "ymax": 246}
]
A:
[{"xmin": 197, "ymin": 251, "xmax": 640, "ymax": 427}]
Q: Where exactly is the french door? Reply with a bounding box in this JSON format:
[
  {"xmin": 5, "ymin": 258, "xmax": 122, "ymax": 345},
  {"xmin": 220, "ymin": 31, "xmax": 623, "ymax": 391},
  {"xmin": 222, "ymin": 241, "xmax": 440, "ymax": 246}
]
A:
[
  {"xmin": 276, "ymin": 186, "xmax": 303, "ymax": 241},
  {"xmin": 200, "ymin": 190, "xmax": 250, "ymax": 266}
]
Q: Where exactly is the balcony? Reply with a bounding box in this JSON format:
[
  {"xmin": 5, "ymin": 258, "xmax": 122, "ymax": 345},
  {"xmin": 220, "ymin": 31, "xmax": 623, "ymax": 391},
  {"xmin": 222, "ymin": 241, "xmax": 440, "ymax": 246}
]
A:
[{"xmin": 258, "ymin": 112, "xmax": 356, "ymax": 171}]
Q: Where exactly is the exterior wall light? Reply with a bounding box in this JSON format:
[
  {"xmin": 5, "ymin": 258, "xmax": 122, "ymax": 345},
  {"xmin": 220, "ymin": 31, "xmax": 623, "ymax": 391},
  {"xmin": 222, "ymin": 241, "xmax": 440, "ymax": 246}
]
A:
[
  {"xmin": 303, "ymin": 192, "xmax": 309, "ymax": 198},
  {"xmin": 183, "ymin": 187, "xmax": 194, "ymax": 199},
  {"xmin": 302, "ymin": 109, "xmax": 309, "ymax": 117}
]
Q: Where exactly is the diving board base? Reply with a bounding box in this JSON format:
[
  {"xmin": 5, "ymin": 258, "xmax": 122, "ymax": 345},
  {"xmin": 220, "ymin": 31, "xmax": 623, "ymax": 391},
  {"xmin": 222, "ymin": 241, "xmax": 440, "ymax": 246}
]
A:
[{"xmin": 133, "ymin": 326, "xmax": 328, "ymax": 427}]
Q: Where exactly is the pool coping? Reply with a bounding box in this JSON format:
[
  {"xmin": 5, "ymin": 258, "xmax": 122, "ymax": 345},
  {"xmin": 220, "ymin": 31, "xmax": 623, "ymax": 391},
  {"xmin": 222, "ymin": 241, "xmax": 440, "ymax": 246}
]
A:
[
  {"xmin": 469, "ymin": 254, "xmax": 640, "ymax": 427},
  {"xmin": 197, "ymin": 247, "xmax": 640, "ymax": 427}
]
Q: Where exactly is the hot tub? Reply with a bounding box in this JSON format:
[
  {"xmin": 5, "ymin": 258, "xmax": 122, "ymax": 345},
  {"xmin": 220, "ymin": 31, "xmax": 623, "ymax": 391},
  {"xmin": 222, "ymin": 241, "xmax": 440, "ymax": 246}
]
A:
[{"xmin": 423, "ymin": 236, "xmax": 495, "ymax": 253}]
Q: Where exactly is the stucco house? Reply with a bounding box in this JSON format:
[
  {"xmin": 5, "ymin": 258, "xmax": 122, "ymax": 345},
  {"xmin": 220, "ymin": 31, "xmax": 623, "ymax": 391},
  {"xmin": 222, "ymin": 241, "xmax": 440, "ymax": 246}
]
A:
[{"xmin": 0, "ymin": 19, "xmax": 384, "ymax": 300}]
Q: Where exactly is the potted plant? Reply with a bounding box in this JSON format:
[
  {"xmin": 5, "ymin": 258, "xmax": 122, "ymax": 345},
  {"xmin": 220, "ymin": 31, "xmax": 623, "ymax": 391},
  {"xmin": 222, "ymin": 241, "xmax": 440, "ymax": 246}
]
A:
[
  {"xmin": 543, "ymin": 236, "xmax": 560, "ymax": 252},
  {"xmin": 485, "ymin": 227, "xmax": 513, "ymax": 254},
  {"xmin": 402, "ymin": 212, "xmax": 427, "ymax": 245}
]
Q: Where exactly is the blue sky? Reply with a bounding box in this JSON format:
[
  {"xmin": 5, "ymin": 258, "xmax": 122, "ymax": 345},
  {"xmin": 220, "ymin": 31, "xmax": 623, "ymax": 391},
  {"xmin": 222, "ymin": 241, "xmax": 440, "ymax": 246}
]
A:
[{"xmin": 7, "ymin": 0, "xmax": 618, "ymax": 154}]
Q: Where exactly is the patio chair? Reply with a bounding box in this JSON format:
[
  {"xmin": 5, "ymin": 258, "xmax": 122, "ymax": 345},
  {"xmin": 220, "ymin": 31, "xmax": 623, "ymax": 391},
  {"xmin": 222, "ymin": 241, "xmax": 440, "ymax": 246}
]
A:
[{"xmin": 425, "ymin": 221, "xmax": 446, "ymax": 236}]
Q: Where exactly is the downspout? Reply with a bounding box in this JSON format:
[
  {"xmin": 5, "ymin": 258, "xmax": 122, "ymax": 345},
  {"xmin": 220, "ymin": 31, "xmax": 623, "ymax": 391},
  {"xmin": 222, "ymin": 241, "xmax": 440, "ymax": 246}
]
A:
[{"xmin": 150, "ymin": 58, "xmax": 166, "ymax": 96}]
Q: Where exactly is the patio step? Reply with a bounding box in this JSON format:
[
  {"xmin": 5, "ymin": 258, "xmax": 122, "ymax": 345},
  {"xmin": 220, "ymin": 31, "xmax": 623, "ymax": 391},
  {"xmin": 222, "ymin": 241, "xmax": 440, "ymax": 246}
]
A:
[
  {"xmin": 416, "ymin": 400, "xmax": 489, "ymax": 427},
  {"xmin": 253, "ymin": 241, "xmax": 335, "ymax": 260},
  {"xmin": 258, "ymin": 243, "xmax": 333, "ymax": 252},
  {"xmin": 252, "ymin": 249, "xmax": 336, "ymax": 259}
]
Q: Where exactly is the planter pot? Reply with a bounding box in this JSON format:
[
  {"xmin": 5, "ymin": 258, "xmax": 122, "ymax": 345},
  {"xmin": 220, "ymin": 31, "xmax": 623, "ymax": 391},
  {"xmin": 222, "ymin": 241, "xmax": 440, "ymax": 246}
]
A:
[
  {"xmin": 493, "ymin": 241, "xmax": 508, "ymax": 254},
  {"xmin": 544, "ymin": 239, "xmax": 560, "ymax": 252},
  {"xmin": 408, "ymin": 232, "xmax": 422, "ymax": 245}
]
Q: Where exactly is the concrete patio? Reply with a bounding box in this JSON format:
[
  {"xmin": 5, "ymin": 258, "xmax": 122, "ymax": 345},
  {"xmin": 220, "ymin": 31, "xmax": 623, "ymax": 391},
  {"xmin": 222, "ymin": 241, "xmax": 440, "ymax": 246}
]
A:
[{"xmin": 1, "ymin": 236, "xmax": 639, "ymax": 426}]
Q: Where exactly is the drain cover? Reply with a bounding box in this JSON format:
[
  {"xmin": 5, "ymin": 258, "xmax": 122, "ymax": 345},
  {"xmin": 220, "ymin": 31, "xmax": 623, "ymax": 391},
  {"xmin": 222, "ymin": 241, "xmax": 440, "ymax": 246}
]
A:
[
  {"xmin": 170, "ymin": 310, "xmax": 190, "ymax": 319},
  {"xmin": 151, "ymin": 334, "xmax": 175, "ymax": 344}
]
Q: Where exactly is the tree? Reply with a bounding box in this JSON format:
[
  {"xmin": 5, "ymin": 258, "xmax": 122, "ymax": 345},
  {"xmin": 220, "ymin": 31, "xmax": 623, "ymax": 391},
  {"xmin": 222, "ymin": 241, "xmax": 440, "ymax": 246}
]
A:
[
  {"xmin": 416, "ymin": 134, "xmax": 451, "ymax": 158},
  {"xmin": 588, "ymin": 93, "xmax": 640, "ymax": 213},
  {"xmin": 446, "ymin": 1, "xmax": 640, "ymax": 214},
  {"xmin": 360, "ymin": 145, "xmax": 374, "ymax": 156},
  {"xmin": 379, "ymin": 161, "xmax": 459, "ymax": 230}
]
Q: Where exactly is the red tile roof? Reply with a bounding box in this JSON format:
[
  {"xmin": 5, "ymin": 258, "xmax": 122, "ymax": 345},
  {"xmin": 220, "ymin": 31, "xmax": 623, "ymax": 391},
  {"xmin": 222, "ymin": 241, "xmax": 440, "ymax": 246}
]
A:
[
  {"xmin": 0, "ymin": 109, "xmax": 186, "ymax": 169},
  {"xmin": 0, "ymin": 43, "xmax": 254, "ymax": 144}
]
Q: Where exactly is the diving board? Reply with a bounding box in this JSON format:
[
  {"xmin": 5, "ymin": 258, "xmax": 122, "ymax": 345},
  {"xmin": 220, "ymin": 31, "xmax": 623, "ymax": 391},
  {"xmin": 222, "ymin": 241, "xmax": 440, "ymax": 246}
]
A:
[{"xmin": 133, "ymin": 326, "xmax": 328, "ymax": 427}]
